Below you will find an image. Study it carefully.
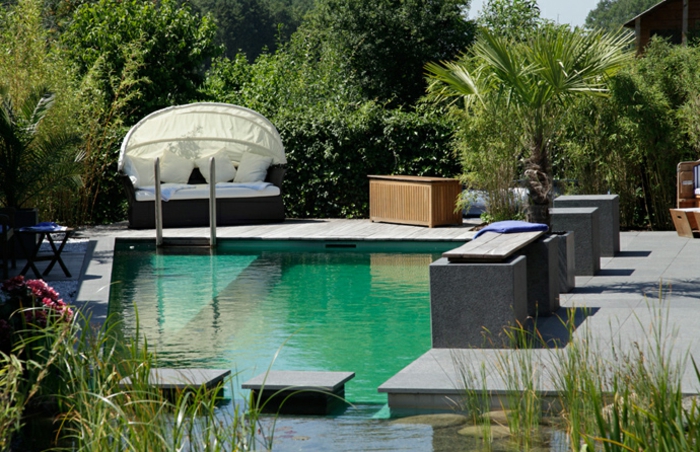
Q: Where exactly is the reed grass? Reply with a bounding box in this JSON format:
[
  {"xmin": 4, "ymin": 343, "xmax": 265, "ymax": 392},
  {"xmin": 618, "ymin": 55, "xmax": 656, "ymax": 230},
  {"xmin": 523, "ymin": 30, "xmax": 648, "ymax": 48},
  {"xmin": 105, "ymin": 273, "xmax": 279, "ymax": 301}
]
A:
[
  {"xmin": 454, "ymin": 353, "xmax": 494, "ymax": 446},
  {"xmin": 455, "ymin": 293, "xmax": 700, "ymax": 452},
  {"xmin": 496, "ymin": 325, "xmax": 543, "ymax": 449},
  {"xmin": 1, "ymin": 308, "xmax": 274, "ymax": 451}
]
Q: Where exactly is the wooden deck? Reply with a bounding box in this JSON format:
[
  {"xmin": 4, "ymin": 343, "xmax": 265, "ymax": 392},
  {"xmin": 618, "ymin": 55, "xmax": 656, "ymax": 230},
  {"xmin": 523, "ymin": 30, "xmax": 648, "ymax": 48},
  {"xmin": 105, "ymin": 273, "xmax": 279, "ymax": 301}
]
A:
[{"xmin": 95, "ymin": 218, "xmax": 481, "ymax": 242}]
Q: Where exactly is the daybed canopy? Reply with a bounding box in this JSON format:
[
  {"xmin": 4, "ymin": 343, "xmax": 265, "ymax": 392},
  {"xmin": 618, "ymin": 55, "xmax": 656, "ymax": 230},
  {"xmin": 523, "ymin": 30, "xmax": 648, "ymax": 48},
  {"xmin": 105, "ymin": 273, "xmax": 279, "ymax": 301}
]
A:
[{"xmin": 118, "ymin": 103, "xmax": 286, "ymax": 171}]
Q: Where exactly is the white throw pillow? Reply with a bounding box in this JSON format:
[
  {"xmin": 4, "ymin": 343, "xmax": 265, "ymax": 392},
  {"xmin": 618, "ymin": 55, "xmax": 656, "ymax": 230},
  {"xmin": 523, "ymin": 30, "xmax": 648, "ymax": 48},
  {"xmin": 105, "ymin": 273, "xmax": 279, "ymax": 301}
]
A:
[
  {"xmin": 233, "ymin": 153, "xmax": 272, "ymax": 183},
  {"xmin": 125, "ymin": 155, "xmax": 156, "ymax": 188},
  {"xmin": 160, "ymin": 148, "xmax": 195, "ymax": 184},
  {"xmin": 195, "ymin": 150, "xmax": 237, "ymax": 184}
]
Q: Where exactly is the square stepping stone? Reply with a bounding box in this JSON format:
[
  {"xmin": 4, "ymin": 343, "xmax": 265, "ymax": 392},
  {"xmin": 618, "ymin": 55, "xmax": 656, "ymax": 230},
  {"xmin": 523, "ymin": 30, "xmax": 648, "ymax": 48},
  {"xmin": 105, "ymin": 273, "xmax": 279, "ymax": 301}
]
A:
[
  {"xmin": 119, "ymin": 368, "xmax": 231, "ymax": 400},
  {"xmin": 242, "ymin": 371, "xmax": 355, "ymax": 415}
]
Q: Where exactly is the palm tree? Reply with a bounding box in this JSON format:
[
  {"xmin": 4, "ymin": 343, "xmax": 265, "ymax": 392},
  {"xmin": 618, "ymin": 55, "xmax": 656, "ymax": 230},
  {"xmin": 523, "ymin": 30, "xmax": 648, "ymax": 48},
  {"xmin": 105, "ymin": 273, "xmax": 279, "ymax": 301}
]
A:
[
  {"xmin": 426, "ymin": 25, "xmax": 633, "ymax": 225},
  {"xmin": 0, "ymin": 86, "xmax": 83, "ymax": 210}
]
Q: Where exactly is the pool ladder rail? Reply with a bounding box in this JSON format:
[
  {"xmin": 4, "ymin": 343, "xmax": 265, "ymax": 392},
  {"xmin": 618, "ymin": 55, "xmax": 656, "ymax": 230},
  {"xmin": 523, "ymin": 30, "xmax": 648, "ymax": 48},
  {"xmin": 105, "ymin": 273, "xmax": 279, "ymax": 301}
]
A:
[{"xmin": 153, "ymin": 157, "xmax": 217, "ymax": 249}]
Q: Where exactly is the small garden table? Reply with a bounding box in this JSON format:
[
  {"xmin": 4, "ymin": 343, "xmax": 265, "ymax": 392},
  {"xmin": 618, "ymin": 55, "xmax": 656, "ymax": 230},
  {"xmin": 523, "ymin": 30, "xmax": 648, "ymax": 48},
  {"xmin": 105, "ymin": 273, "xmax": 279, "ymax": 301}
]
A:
[{"xmin": 18, "ymin": 228, "xmax": 74, "ymax": 278}]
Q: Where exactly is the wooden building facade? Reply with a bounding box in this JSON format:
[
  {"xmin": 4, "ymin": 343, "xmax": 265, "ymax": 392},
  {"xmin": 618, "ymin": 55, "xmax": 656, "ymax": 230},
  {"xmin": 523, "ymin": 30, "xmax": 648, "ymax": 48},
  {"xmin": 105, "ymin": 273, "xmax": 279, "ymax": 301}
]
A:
[{"xmin": 624, "ymin": 0, "xmax": 700, "ymax": 52}]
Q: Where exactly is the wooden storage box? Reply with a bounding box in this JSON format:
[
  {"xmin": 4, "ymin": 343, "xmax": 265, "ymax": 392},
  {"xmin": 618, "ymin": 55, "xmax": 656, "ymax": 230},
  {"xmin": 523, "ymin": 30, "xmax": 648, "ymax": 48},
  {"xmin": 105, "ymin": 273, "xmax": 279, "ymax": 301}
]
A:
[{"xmin": 368, "ymin": 175, "xmax": 462, "ymax": 228}]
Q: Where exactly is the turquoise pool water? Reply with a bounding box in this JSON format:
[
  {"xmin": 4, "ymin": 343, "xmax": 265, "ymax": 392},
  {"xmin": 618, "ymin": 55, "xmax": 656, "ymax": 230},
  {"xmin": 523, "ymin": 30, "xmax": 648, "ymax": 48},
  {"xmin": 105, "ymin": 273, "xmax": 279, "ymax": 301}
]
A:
[{"xmin": 108, "ymin": 240, "xmax": 455, "ymax": 403}]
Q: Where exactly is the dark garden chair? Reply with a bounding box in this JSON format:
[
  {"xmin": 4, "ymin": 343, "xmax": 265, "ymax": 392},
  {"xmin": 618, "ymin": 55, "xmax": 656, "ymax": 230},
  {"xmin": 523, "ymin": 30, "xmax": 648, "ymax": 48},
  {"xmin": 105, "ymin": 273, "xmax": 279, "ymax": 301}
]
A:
[{"xmin": 0, "ymin": 213, "xmax": 16, "ymax": 280}]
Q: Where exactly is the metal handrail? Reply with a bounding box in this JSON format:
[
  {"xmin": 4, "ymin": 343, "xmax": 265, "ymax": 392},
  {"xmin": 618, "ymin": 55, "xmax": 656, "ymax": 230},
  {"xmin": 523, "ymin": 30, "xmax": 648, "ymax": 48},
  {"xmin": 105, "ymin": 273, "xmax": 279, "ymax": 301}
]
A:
[
  {"xmin": 153, "ymin": 156, "xmax": 217, "ymax": 248},
  {"xmin": 154, "ymin": 157, "xmax": 163, "ymax": 246},
  {"xmin": 209, "ymin": 157, "xmax": 217, "ymax": 247}
]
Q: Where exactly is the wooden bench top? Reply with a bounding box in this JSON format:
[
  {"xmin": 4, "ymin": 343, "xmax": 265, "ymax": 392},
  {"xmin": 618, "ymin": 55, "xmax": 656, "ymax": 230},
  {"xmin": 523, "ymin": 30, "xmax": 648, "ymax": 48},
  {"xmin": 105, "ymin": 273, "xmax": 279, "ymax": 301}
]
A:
[{"xmin": 443, "ymin": 230, "xmax": 546, "ymax": 263}]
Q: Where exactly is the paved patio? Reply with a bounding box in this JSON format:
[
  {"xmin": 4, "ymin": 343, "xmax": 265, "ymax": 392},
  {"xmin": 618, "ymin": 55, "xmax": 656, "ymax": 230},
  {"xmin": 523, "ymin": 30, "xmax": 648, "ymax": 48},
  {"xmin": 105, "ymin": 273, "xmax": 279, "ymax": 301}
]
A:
[
  {"xmin": 11, "ymin": 220, "xmax": 700, "ymax": 413},
  {"xmin": 380, "ymin": 230, "xmax": 700, "ymax": 413}
]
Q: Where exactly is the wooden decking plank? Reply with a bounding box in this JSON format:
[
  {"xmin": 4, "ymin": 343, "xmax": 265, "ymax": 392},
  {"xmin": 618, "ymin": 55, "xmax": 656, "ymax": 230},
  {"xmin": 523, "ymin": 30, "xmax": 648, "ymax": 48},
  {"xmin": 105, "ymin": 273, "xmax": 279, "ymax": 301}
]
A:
[
  {"xmin": 261, "ymin": 220, "xmax": 333, "ymax": 238},
  {"xmin": 323, "ymin": 219, "xmax": 374, "ymax": 237},
  {"xmin": 217, "ymin": 225, "xmax": 262, "ymax": 237},
  {"xmin": 324, "ymin": 222, "xmax": 384, "ymax": 238},
  {"xmin": 443, "ymin": 231, "xmax": 544, "ymax": 262},
  {"xmin": 364, "ymin": 223, "xmax": 412, "ymax": 239},
  {"xmin": 115, "ymin": 219, "xmax": 486, "ymax": 242}
]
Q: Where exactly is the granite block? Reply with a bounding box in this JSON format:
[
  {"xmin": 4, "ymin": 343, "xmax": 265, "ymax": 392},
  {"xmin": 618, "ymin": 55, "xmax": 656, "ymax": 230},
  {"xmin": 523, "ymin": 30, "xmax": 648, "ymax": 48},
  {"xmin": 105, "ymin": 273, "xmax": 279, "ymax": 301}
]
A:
[
  {"xmin": 242, "ymin": 371, "xmax": 355, "ymax": 415},
  {"xmin": 519, "ymin": 234, "xmax": 560, "ymax": 317},
  {"xmin": 554, "ymin": 195, "xmax": 619, "ymax": 257},
  {"xmin": 551, "ymin": 207, "xmax": 600, "ymax": 276},
  {"xmin": 555, "ymin": 231, "xmax": 575, "ymax": 293},
  {"xmin": 430, "ymin": 256, "xmax": 527, "ymax": 348}
]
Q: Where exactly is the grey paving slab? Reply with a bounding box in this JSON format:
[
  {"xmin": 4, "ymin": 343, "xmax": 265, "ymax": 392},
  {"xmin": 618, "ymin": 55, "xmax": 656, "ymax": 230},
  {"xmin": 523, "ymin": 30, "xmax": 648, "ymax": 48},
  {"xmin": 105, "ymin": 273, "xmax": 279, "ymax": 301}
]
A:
[
  {"xmin": 120, "ymin": 368, "xmax": 231, "ymax": 390},
  {"xmin": 242, "ymin": 371, "xmax": 355, "ymax": 392},
  {"xmin": 74, "ymin": 235, "xmax": 115, "ymax": 325}
]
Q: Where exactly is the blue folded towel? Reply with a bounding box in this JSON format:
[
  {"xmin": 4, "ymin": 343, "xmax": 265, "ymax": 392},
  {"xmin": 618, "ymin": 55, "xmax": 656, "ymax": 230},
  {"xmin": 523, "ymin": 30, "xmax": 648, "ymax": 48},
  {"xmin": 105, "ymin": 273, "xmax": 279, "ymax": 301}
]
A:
[
  {"xmin": 20, "ymin": 222, "xmax": 67, "ymax": 232},
  {"xmin": 473, "ymin": 220, "xmax": 548, "ymax": 239}
]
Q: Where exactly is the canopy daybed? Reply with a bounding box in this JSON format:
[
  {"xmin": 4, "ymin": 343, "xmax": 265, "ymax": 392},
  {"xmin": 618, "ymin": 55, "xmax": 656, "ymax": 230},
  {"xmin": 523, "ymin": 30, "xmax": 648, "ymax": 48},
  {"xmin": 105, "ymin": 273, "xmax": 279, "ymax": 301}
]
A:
[{"xmin": 118, "ymin": 103, "xmax": 287, "ymax": 229}]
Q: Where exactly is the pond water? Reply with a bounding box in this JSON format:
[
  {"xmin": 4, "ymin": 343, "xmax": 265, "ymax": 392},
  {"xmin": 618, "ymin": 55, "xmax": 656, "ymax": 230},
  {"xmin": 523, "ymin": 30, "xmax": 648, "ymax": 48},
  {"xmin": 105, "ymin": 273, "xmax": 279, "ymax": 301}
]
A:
[
  {"xmin": 108, "ymin": 239, "xmax": 570, "ymax": 451},
  {"xmin": 109, "ymin": 240, "xmax": 456, "ymax": 403}
]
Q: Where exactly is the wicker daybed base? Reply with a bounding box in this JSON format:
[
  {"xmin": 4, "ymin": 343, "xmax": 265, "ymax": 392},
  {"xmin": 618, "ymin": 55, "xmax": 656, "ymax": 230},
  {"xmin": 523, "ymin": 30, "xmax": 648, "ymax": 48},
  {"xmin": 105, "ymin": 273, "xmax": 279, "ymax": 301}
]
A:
[{"xmin": 122, "ymin": 166, "xmax": 286, "ymax": 229}]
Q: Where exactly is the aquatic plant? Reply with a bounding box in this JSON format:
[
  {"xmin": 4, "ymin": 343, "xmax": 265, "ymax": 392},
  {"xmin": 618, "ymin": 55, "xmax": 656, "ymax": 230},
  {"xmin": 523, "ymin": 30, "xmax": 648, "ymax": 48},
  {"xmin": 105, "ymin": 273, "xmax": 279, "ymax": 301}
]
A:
[
  {"xmin": 0, "ymin": 285, "xmax": 275, "ymax": 450},
  {"xmin": 454, "ymin": 292, "xmax": 700, "ymax": 452}
]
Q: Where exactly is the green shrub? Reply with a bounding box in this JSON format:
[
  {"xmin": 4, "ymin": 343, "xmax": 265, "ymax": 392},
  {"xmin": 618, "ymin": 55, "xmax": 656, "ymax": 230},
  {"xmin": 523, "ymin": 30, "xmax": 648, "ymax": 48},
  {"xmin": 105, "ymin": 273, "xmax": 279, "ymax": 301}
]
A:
[
  {"xmin": 278, "ymin": 104, "xmax": 460, "ymax": 218},
  {"xmin": 558, "ymin": 38, "xmax": 700, "ymax": 230},
  {"xmin": 61, "ymin": 0, "xmax": 219, "ymax": 124}
]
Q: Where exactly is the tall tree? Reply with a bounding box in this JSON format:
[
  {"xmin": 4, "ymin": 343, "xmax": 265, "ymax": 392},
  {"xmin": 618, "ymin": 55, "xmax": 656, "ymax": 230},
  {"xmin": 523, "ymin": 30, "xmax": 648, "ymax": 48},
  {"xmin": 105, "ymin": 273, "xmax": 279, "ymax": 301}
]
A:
[
  {"xmin": 300, "ymin": 0, "xmax": 476, "ymax": 107},
  {"xmin": 477, "ymin": 0, "xmax": 543, "ymax": 40},
  {"xmin": 585, "ymin": 0, "xmax": 658, "ymax": 32},
  {"xmin": 426, "ymin": 26, "xmax": 634, "ymax": 224},
  {"xmin": 190, "ymin": 0, "xmax": 314, "ymax": 60},
  {"xmin": 61, "ymin": 0, "xmax": 219, "ymax": 122}
]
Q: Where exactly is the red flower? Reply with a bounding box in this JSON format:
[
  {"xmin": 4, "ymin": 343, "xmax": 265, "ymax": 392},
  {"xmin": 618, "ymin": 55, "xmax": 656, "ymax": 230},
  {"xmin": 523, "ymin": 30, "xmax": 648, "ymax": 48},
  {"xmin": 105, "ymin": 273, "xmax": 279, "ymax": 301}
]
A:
[
  {"xmin": 2, "ymin": 275, "xmax": 25, "ymax": 292},
  {"xmin": 2, "ymin": 277, "xmax": 73, "ymax": 325},
  {"xmin": 26, "ymin": 279, "xmax": 57, "ymax": 301}
]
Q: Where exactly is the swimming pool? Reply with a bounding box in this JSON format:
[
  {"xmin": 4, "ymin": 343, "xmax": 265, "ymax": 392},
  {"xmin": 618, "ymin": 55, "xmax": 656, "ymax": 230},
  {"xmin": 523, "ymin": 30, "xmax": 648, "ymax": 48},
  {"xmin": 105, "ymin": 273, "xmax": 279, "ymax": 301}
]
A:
[{"xmin": 108, "ymin": 240, "xmax": 455, "ymax": 404}]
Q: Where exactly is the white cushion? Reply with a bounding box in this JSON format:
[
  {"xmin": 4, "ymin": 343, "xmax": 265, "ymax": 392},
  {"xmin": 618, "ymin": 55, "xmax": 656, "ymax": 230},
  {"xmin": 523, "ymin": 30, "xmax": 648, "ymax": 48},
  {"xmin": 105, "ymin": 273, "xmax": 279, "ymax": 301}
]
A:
[
  {"xmin": 160, "ymin": 148, "xmax": 194, "ymax": 183},
  {"xmin": 234, "ymin": 153, "xmax": 272, "ymax": 183},
  {"xmin": 195, "ymin": 150, "xmax": 237, "ymax": 184},
  {"xmin": 134, "ymin": 183, "xmax": 280, "ymax": 201},
  {"xmin": 125, "ymin": 155, "xmax": 156, "ymax": 188}
]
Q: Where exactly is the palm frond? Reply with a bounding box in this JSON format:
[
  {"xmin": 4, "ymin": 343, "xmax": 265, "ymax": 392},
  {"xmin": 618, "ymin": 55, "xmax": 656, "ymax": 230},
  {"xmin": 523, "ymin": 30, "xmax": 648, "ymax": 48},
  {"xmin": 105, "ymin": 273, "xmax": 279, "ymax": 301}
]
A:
[
  {"xmin": 425, "ymin": 59, "xmax": 484, "ymax": 109},
  {"xmin": 0, "ymin": 86, "xmax": 82, "ymax": 208}
]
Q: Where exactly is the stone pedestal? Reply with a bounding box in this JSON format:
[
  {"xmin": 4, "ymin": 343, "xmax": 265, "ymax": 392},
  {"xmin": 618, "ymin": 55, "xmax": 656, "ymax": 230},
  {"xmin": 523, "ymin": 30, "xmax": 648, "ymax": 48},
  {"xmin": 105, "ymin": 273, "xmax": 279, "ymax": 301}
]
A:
[
  {"xmin": 519, "ymin": 234, "xmax": 560, "ymax": 317},
  {"xmin": 430, "ymin": 256, "xmax": 527, "ymax": 348},
  {"xmin": 553, "ymin": 195, "xmax": 619, "ymax": 257},
  {"xmin": 550, "ymin": 207, "xmax": 600, "ymax": 276},
  {"xmin": 555, "ymin": 231, "xmax": 575, "ymax": 293}
]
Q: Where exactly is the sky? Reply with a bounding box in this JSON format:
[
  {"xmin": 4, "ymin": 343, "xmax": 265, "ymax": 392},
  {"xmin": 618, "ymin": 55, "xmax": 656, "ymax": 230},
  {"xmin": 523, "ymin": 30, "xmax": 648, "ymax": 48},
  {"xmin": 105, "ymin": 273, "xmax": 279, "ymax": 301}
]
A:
[{"xmin": 468, "ymin": 0, "xmax": 603, "ymax": 27}]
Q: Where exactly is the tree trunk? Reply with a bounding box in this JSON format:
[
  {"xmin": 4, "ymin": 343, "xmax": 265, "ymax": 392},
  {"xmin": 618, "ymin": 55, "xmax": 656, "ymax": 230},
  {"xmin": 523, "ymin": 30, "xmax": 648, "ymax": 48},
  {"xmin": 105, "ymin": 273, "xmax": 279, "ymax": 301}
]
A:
[{"xmin": 524, "ymin": 136, "xmax": 552, "ymax": 226}]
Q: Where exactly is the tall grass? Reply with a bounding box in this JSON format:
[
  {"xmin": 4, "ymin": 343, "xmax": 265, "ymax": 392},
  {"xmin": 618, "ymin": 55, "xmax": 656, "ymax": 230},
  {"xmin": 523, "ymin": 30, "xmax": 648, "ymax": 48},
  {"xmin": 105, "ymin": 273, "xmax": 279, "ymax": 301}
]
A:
[
  {"xmin": 455, "ymin": 297, "xmax": 700, "ymax": 452},
  {"xmin": 1, "ymin": 309, "xmax": 274, "ymax": 451}
]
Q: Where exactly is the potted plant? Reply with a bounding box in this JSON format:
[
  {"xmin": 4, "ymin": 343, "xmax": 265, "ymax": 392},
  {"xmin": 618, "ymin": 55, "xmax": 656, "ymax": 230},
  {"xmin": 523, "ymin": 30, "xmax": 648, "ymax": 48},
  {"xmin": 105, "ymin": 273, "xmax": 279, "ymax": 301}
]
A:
[{"xmin": 0, "ymin": 86, "xmax": 82, "ymax": 256}]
